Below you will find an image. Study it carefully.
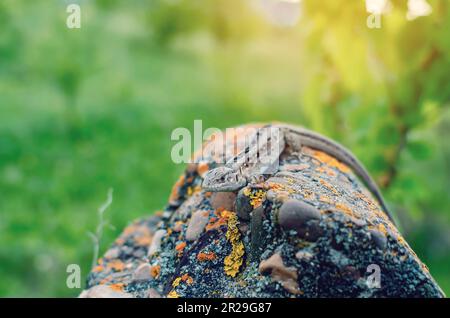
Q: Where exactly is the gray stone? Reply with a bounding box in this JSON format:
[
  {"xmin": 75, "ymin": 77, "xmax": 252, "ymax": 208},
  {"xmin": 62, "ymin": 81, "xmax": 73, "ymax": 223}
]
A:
[
  {"xmin": 185, "ymin": 210, "xmax": 210, "ymax": 242},
  {"xmin": 147, "ymin": 288, "xmax": 162, "ymax": 298},
  {"xmin": 132, "ymin": 263, "xmax": 153, "ymax": 281},
  {"xmin": 147, "ymin": 229, "xmax": 166, "ymax": 258},
  {"xmin": 79, "ymin": 285, "xmax": 133, "ymax": 298},
  {"xmin": 210, "ymin": 192, "xmax": 236, "ymax": 211},
  {"xmin": 369, "ymin": 229, "xmax": 387, "ymax": 250},
  {"xmin": 104, "ymin": 247, "xmax": 120, "ymax": 260},
  {"xmin": 235, "ymin": 188, "xmax": 253, "ymax": 220},
  {"xmin": 278, "ymin": 199, "xmax": 321, "ymax": 232},
  {"xmin": 250, "ymin": 206, "xmax": 265, "ymax": 261}
]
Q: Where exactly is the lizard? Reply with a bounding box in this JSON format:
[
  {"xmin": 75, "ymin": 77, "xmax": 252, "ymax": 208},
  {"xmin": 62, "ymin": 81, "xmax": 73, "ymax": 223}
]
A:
[{"xmin": 202, "ymin": 123, "xmax": 396, "ymax": 225}]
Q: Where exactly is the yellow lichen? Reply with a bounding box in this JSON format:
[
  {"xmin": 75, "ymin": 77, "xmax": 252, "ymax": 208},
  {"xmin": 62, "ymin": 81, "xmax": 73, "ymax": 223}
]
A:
[
  {"xmin": 243, "ymin": 188, "xmax": 266, "ymax": 208},
  {"xmin": 223, "ymin": 212, "xmax": 245, "ymax": 277},
  {"xmin": 167, "ymin": 290, "xmax": 179, "ymax": 298},
  {"xmin": 172, "ymin": 277, "xmax": 182, "ymax": 288}
]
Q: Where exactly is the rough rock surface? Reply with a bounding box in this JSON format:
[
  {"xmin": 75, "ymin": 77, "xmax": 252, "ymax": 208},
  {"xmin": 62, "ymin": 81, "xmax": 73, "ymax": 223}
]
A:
[{"xmin": 81, "ymin": 123, "xmax": 445, "ymax": 298}]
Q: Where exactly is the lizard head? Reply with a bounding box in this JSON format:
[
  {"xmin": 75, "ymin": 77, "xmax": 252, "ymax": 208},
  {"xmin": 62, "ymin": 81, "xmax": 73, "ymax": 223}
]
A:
[{"xmin": 202, "ymin": 166, "xmax": 247, "ymax": 192}]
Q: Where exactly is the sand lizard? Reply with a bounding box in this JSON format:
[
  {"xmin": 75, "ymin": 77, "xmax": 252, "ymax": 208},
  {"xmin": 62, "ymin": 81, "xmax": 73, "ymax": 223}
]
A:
[{"xmin": 202, "ymin": 124, "xmax": 396, "ymax": 225}]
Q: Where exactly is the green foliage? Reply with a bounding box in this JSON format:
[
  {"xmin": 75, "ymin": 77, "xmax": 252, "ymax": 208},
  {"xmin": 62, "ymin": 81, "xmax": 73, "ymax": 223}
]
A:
[{"xmin": 0, "ymin": 0, "xmax": 449, "ymax": 297}]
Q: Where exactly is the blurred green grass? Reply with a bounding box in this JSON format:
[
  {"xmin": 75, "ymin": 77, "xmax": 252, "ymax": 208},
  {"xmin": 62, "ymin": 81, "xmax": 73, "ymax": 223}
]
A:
[{"xmin": 0, "ymin": 0, "xmax": 449, "ymax": 297}]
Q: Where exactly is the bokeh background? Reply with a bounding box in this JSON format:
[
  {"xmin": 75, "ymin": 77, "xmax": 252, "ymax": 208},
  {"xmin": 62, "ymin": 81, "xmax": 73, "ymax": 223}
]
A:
[{"xmin": 0, "ymin": 0, "xmax": 449, "ymax": 297}]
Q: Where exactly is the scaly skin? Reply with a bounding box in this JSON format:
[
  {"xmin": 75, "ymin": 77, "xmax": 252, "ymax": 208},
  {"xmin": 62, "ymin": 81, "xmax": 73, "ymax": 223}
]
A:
[{"xmin": 202, "ymin": 124, "xmax": 396, "ymax": 225}]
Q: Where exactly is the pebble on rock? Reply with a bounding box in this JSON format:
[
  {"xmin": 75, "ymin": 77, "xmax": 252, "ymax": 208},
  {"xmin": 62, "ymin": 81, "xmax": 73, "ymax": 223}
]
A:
[
  {"xmin": 235, "ymin": 188, "xmax": 254, "ymax": 220},
  {"xmin": 147, "ymin": 288, "xmax": 162, "ymax": 298},
  {"xmin": 104, "ymin": 247, "xmax": 120, "ymax": 260},
  {"xmin": 210, "ymin": 192, "xmax": 236, "ymax": 211},
  {"xmin": 185, "ymin": 210, "xmax": 210, "ymax": 242},
  {"xmin": 259, "ymin": 252, "xmax": 300, "ymax": 295},
  {"xmin": 369, "ymin": 229, "xmax": 387, "ymax": 250},
  {"xmin": 147, "ymin": 229, "xmax": 166, "ymax": 258},
  {"xmin": 133, "ymin": 263, "xmax": 153, "ymax": 281},
  {"xmin": 277, "ymin": 199, "xmax": 321, "ymax": 232},
  {"xmin": 79, "ymin": 285, "xmax": 133, "ymax": 298}
]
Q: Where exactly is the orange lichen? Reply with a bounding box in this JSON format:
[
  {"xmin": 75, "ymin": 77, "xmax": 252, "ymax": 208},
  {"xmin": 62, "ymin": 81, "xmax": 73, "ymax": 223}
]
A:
[
  {"xmin": 197, "ymin": 251, "xmax": 217, "ymax": 261},
  {"xmin": 109, "ymin": 283, "xmax": 125, "ymax": 292},
  {"xmin": 335, "ymin": 203, "xmax": 355, "ymax": 218},
  {"xmin": 181, "ymin": 274, "xmax": 194, "ymax": 284},
  {"xmin": 205, "ymin": 216, "xmax": 227, "ymax": 231},
  {"xmin": 150, "ymin": 265, "xmax": 161, "ymax": 278},
  {"xmin": 319, "ymin": 179, "xmax": 339, "ymax": 195},
  {"xmin": 175, "ymin": 242, "xmax": 187, "ymax": 252},
  {"xmin": 268, "ymin": 182, "xmax": 285, "ymax": 191},
  {"xmin": 107, "ymin": 260, "xmax": 125, "ymax": 272},
  {"xmin": 134, "ymin": 235, "xmax": 152, "ymax": 246},
  {"xmin": 92, "ymin": 264, "xmax": 104, "ymax": 273},
  {"xmin": 311, "ymin": 150, "xmax": 351, "ymax": 173},
  {"xmin": 114, "ymin": 237, "xmax": 125, "ymax": 245},
  {"xmin": 316, "ymin": 165, "xmax": 337, "ymax": 177},
  {"xmin": 197, "ymin": 162, "xmax": 209, "ymax": 177},
  {"xmin": 319, "ymin": 195, "xmax": 333, "ymax": 204},
  {"xmin": 123, "ymin": 224, "xmax": 138, "ymax": 236},
  {"xmin": 168, "ymin": 174, "xmax": 185, "ymax": 204},
  {"xmin": 243, "ymin": 188, "xmax": 266, "ymax": 208}
]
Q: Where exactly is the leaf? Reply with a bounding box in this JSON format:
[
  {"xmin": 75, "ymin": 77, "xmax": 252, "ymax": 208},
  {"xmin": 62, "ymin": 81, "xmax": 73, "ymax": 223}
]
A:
[{"xmin": 407, "ymin": 140, "xmax": 433, "ymax": 161}]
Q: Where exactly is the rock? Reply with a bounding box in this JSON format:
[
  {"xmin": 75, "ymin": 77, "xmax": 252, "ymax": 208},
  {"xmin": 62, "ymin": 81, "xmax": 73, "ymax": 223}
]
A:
[
  {"xmin": 147, "ymin": 288, "xmax": 162, "ymax": 298},
  {"xmin": 265, "ymin": 190, "xmax": 277, "ymax": 202},
  {"xmin": 277, "ymin": 199, "xmax": 321, "ymax": 232},
  {"xmin": 104, "ymin": 247, "xmax": 120, "ymax": 259},
  {"xmin": 340, "ymin": 265, "xmax": 361, "ymax": 280},
  {"xmin": 235, "ymin": 188, "xmax": 253, "ymax": 220},
  {"xmin": 85, "ymin": 123, "xmax": 445, "ymax": 298},
  {"xmin": 369, "ymin": 229, "xmax": 387, "ymax": 250},
  {"xmin": 79, "ymin": 285, "xmax": 133, "ymax": 298},
  {"xmin": 133, "ymin": 263, "xmax": 153, "ymax": 281},
  {"xmin": 250, "ymin": 206, "xmax": 265, "ymax": 261},
  {"xmin": 266, "ymin": 189, "xmax": 290, "ymax": 203},
  {"xmin": 210, "ymin": 192, "xmax": 236, "ymax": 211},
  {"xmin": 147, "ymin": 229, "xmax": 166, "ymax": 258},
  {"xmin": 259, "ymin": 253, "xmax": 300, "ymax": 295},
  {"xmin": 296, "ymin": 220, "xmax": 323, "ymax": 242},
  {"xmin": 185, "ymin": 210, "xmax": 210, "ymax": 242},
  {"xmin": 132, "ymin": 249, "xmax": 146, "ymax": 258}
]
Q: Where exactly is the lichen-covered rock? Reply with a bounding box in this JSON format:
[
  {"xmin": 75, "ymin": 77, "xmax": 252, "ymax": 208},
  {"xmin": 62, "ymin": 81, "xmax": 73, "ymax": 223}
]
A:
[{"xmin": 82, "ymin": 123, "xmax": 445, "ymax": 298}]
